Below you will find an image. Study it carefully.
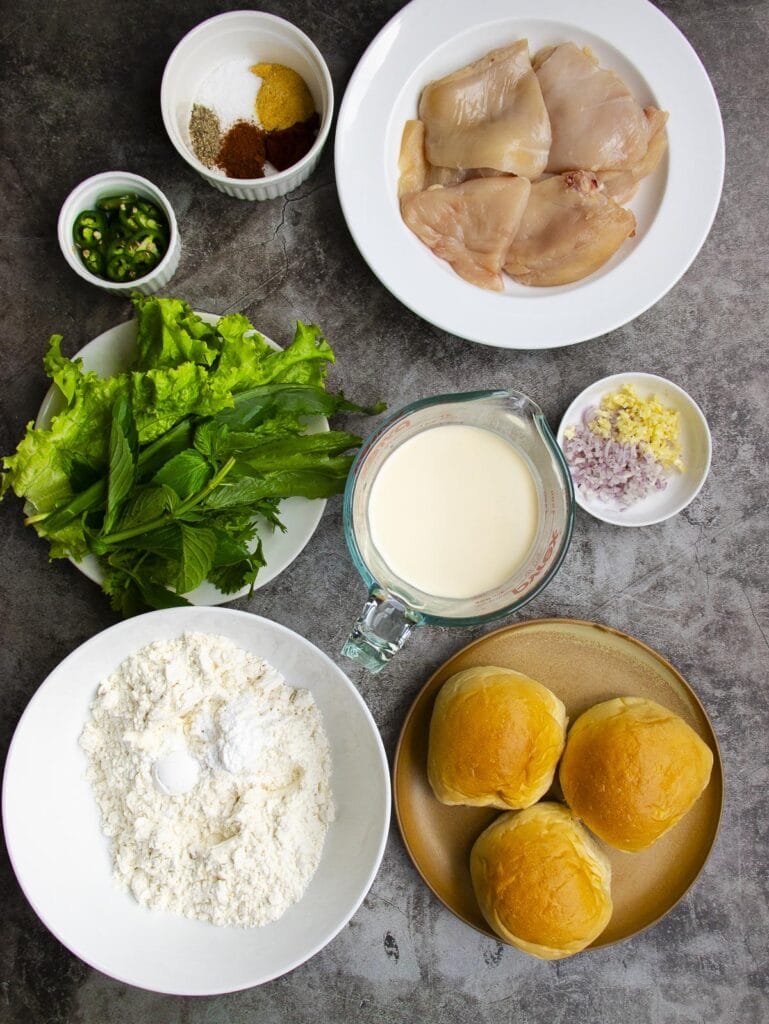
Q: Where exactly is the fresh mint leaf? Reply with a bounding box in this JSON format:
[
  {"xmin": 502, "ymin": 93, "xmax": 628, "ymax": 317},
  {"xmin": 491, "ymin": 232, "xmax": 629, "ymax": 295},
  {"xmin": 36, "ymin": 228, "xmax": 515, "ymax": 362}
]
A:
[
  {"xmin": 176, "ymin": 524, "xmax": 217, "ymax": 594},
  {"xmin": 193, "ymin": 421, "xmax": 229, "ymax": 462},
  {"xmin": 208, "ymin": 533, "xmax": 265, "ymax": 595},
  {"xmin": 137, "ymin": 420, "xmax": 195, "ymax": 478},
  {"xmin": 117, "ymin": 484, "xmax": 179, "ymax": 531},
  {"xmin": 201, "ymin": 477, "xmax": 268, "ymax": 510},
  {"xmin": 211, "ymin": 528, "xmax": 253, "ymax": 566},
  {"xmin": 102, "ymin": 395, "xmax": 138, "ymax": 536},
  {"xmin": 137, "ymin": 578, "xmax": 192, "ymax": 609},
  {"xmin": 152, "ymin": 450, "xmax": 211, "ymax": 500}
]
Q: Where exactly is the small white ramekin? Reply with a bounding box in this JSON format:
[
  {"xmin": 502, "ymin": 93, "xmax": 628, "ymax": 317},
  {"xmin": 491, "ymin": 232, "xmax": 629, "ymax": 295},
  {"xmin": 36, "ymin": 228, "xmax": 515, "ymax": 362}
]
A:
[
  {"xmin": 58, "ymin": 172, "xmax": 181, "ymax": 296},
  {"xmin": 161, "ymin": 11, "xmax": 333, "ymax": 201}
]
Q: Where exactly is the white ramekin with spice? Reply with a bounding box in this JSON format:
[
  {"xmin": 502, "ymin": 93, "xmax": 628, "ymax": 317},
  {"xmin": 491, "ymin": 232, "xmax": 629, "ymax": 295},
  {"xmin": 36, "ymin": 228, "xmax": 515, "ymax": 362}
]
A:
[{"xmin": 161, "ymin": 11, "xmax": 333, "ymax": 201}]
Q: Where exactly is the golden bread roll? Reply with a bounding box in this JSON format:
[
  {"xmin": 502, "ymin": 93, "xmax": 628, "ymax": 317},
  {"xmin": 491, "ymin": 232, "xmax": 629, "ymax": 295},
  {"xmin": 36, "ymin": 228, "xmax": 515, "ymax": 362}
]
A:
[
  {"xmin": 560, "ymin": 696, "xmax": 714, "ymax": 852},
  {"xmin": 470, "ymin": 802, "xmax": 613, "ymax": 959},
  {"xmin": 427, "ymin": 666, "xmax": 566, "ymax": 809}
]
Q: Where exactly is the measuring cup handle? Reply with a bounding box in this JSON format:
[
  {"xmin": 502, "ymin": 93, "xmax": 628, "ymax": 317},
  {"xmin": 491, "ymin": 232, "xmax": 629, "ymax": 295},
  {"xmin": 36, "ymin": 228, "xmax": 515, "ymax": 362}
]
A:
[{"xmin": 341, "ymin": 592, "xmax": 416, "ymax": 673}]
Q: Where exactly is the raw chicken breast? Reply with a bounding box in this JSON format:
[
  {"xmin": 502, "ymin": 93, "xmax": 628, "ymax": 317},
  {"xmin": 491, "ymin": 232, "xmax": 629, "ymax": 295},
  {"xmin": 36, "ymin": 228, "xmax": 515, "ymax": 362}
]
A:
[
  {"xmin": 534, "ymin": 43, "xmax": 666, "ymax": 173},
  {"xmin": 504, "ymin": 171, "xmax": 636, "ymax": 286},
  {"xmin": 397, "ymin": 120, "xmax": 513, "ymax": 193},
  {"xmin": 419, "ymin": 40, "xmax": 551, "ymax": 177},
  {"xmin": 402, "ymin": 176, "xmax": 531, "ymax": 291},
  {"xmin": 597, "ymin": 109, "xmax": 669, "ymax": 204},
  {"xmin": 398, "ymin": 120, "xmax": 428, "ymax": 196}
]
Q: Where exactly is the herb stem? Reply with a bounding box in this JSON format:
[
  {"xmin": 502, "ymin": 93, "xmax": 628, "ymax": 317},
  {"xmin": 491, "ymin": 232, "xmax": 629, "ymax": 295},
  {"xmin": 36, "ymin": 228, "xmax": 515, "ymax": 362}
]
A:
[{"xmin": 99, "ymin": 456, "xmax": 237, "ymax": 546}]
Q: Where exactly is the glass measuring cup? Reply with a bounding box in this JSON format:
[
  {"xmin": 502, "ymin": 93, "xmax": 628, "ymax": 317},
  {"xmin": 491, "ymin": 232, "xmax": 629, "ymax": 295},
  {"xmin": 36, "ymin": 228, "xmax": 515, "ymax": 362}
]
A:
[{"xmin": 341, "ymin": 390, "xmax": 574, "ymax": 672}]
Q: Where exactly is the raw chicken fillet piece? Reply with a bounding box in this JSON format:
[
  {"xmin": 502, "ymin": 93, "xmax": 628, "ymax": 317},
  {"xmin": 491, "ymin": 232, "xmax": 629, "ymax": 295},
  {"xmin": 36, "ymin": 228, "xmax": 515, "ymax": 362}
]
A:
[
  {"xmin": 419, "ymin": 40, "xmax": 551, "ymax": 178},
  {"xmin": 504, "ymin": 171, "xmax": 637, "ymax": 287},
  {"xmin": 401, "ymin": 176, "xmax": 532, "ymax": 291},
  {"xmin": 534, "ymin": 43, "xmax": 666, "ymax": 174}
]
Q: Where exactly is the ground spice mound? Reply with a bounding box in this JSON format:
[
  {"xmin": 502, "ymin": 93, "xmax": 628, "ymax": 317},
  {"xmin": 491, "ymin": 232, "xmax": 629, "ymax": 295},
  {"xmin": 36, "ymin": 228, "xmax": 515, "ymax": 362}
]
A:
[
  {"xmin": 251, "ymin": 62, "xmax": 315, "ymax": 130},
  {"xmin": 265, "ymin": 111, "xmax": 321, "ymax": 171},
  {"xmin": 216, "ymin": 120, "xmax": 266, "ymax": 179},
  {"xmin": 189, "ymin": 103, "xmax": 221, "ymax": 168}
]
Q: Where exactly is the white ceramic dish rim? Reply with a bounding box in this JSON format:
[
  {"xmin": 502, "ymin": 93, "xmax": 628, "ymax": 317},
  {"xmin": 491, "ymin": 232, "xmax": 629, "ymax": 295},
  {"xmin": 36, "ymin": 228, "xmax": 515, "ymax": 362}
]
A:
[
  {"xmin": 57, "ymin": 171, "xmax": 179, "ymax": 292},
  {"xmin": 556, "ymin": 371, "xmax": 712, "ymax": 526},
  {"xmin": 2, "ymin": 607, "xmax": 392, "ymax": 995},
  {"xmin": 160, "ymin": 10, "xmax": 334, "ymax": 186},
  {"xmin": 35, "ymin": 312, "xmax": 328, "ymax": 604},
  {"xmin": 334, "ymin": 0, "xmax": 725, "ymax": 350}
]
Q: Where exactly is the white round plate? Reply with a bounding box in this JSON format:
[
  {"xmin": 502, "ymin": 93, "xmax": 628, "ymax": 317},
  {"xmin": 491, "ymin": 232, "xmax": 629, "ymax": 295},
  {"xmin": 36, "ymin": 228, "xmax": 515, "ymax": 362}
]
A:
[
  {"xmin": 2, "ymin": 607, "xmax": 391, "ymax": 995},
  {"xmin": 556, "ymin": 372, "xmax": 712, "ymax": 526},
  {"xmin": 335, "ymin": 0, "xmax": 724, "ymax": 349},
  {"xmin": 36, "ymin": 314, "xmax": 328, "ymax": 604}
]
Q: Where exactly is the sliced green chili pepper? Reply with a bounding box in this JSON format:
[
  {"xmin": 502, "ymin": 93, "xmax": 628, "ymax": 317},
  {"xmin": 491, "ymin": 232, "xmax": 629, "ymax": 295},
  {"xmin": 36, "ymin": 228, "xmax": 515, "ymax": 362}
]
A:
[
  {"xmin": 80, "ymin": 247, "xmax": 105, "ymax": 275},
  {"xmin": 127, "ymin": 229, "xmax": 166, "ymax": 259},
  {"xmin": 96, "ymin": 192, "xmax": 138, "ymax": 212},
  {"xmin": 106, "ymin": 253, "xmax": 141, "ymax": 282},
  {"xmin": 75, "ymin": 192, "xmax": 169, "ymax": 281},
  {"xmin": 119, "ymin": 201, "xmax": 166, "ymax": 234},
  {"xmin": 73, "ymin": 210, "xmax": 108, "ymax": 248}
]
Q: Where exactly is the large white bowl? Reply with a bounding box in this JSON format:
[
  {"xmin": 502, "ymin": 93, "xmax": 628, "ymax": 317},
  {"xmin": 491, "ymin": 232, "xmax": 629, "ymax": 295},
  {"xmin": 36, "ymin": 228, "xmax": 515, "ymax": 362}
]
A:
[
  {"xmin": 335, "ymin": 0, "xmax": 725, "ymax": 349},
  {"xmin": 161, "ymin": 11, "xmax": 333, "ymax": 201},
  {"xmin": 2, "ymin": 607, "xmax": 391, "ymax": 995},
  {"xmin": 58, "ymin": 171, "xmax": 181, "ymax": 296}
]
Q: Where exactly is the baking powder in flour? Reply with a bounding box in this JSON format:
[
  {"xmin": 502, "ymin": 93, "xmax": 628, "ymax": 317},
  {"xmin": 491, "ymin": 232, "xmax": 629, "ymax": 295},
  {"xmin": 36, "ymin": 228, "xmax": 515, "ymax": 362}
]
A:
[{"xmin": 80, "ymin": 632, "xmax": 334, "ymax": 928}]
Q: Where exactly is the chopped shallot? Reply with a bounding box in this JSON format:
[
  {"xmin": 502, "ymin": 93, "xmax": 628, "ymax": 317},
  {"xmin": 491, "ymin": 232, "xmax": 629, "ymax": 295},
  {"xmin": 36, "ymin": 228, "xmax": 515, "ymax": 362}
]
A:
[{"xmin": 562, "ymin": 407, "xmax": 669, "ymax": 509}]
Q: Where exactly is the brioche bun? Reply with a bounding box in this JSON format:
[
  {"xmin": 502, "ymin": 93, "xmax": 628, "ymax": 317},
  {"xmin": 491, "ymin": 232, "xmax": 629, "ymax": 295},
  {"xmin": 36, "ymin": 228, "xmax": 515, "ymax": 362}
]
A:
[
  {"xmin": 560, "ymin": 696, "xmax": 714, "ymax": 852},
  {"xmin": 470, "ymin": 802, "xmax": 613, "ymax": 959},
  {"xmin": 427, "ymin": 666, "xmax": 566, "ymax": 809}
]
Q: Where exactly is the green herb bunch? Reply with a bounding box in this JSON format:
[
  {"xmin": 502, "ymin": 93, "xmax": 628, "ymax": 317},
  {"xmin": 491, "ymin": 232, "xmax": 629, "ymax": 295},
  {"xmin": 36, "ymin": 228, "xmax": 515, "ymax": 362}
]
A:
[{"xmin": 1, "ymin": 295, "xmax": 382, "ymax": 615}]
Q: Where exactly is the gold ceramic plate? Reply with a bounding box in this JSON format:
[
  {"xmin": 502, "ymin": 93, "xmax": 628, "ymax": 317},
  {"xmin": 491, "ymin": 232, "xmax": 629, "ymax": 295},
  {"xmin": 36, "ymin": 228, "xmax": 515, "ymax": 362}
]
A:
[{"xmin": 394, "ymin": 619, "xmax": 723, "ymax": 949}]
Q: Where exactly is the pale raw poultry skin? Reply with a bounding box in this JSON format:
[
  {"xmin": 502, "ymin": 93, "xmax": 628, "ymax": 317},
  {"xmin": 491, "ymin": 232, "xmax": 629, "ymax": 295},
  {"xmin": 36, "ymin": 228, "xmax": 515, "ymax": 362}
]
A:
[
  {"xmin": 401, "ymin": 176, "xmax": 531, "ymax": 291},
  {"xmin": 419, "ymin": 40, "xmax": 551, "ymax": 178},
  {"xmin": 534, "ymin": 43, "xmax": 665, "ymax": 173},
  {"xmin": 504, "ymin": 171, "xmax": 637, "ymax": 287},
  {"xmin": 397, "ymin": 120, "xmax": 516, "ymax": 195}
]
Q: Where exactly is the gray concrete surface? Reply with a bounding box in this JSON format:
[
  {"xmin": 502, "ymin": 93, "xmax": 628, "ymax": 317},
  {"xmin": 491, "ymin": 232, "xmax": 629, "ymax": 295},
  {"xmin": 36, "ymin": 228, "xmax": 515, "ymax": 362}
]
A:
[{"xmin": 1, "ymin": 1, "xmax": 767, "ymax": 1021}]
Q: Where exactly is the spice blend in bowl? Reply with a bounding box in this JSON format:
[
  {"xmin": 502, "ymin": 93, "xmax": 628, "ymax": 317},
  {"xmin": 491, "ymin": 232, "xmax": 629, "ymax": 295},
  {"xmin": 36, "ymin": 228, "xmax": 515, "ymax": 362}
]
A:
[
  {"xmin": 557, "ymin": 373, "xmax": 711, "ymax": 527},
  {"xmin": 188, "ymin": 58, "xmax": 320, "ymax": 179},
  {"xmin": 161, "ymin": 11, "xmax": 333, "ymax": 200}
]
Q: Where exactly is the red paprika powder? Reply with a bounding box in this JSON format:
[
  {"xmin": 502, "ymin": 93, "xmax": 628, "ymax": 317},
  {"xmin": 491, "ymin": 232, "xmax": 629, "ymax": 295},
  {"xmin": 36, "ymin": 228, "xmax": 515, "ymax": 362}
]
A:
[{"xmin": 216, "ymin": 121, "xmax": 266, "ymax": 179}]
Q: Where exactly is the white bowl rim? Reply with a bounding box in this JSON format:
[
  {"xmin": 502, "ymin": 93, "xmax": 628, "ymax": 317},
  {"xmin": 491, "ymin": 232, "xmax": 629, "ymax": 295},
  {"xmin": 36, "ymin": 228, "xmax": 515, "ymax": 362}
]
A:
[
  {"xmin": 2, "ymin": 606, "xmax": 392, "ymax": 994},
  {"xmin": 160, "ymin": 10, "xmax": 334, "ymax": 186},
  {"xmin": 57, "ymin": 170, "xmax": 179, "ymax": 292},
  {"xmin": 556, "ymin": 371, "xmax": 712, "ymax": 527}
]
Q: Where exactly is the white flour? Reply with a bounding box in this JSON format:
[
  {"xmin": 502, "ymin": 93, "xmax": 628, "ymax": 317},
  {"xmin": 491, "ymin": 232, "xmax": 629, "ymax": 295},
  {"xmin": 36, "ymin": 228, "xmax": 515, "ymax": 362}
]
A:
[{"xmin": 80, "ymin": 632, "xmax": 334, "ymax": 928}]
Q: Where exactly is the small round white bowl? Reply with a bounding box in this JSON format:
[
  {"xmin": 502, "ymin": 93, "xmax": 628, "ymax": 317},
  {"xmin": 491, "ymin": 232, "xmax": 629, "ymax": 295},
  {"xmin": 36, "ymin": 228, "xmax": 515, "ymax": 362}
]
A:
[
  {"xmin": 557, "ymin": 372, "xmax": 712, "ymax": 527},
  {"xmin": 161, "ymin": 11, "xmax": 333, "ymax": 201},
  {"xmin": 58, "ymin": 171, "xmax": 181, "ymax": 296}
]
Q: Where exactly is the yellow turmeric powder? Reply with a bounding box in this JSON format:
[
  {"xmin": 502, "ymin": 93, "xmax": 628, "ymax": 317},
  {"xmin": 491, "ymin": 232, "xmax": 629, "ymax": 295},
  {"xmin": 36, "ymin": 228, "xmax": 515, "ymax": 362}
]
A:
[{"xmin": 250, "ymin": 63, "xmax": 315, "ymax": 131}]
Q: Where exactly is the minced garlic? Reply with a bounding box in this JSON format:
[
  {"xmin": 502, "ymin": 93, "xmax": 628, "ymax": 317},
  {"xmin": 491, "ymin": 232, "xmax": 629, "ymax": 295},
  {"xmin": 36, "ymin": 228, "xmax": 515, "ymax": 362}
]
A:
[
  {"xmin": 251, "ymin": 63, "xmax": 315, "ymax": 131},
  {"xmin": 591, "ymin": 383, "xmax": 683, "ymax": 470}
]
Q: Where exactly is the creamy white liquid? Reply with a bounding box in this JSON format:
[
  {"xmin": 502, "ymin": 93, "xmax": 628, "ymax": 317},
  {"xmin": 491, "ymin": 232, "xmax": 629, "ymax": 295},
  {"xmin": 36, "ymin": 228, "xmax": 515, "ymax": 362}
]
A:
[{"xmin": 368, "ymin": 424, "xmax": 539, "ymax": 600}]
